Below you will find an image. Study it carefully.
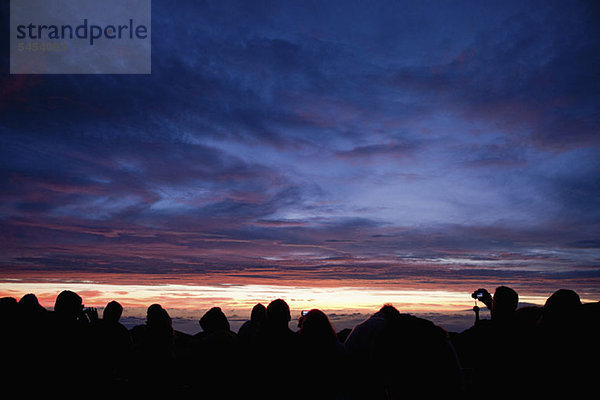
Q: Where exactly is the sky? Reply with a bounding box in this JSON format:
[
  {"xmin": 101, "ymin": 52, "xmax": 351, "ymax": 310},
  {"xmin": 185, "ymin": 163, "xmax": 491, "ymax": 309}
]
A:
[{"xmin": 1, "ymin": 0, "xmax": 599, "ymax": 324}]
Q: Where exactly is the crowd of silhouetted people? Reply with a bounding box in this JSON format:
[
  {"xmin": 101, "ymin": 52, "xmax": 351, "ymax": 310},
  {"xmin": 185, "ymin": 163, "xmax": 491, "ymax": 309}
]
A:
[{"xmin": 1, "ymin": 287, "xmax": 598, "ymax": 398}]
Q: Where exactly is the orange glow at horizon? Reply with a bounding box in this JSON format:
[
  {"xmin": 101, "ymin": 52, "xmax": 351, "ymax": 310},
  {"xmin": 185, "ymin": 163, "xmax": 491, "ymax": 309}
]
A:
[{"xmin": 0, "ymin": 276, "xmax": 565, "ymax": 318}]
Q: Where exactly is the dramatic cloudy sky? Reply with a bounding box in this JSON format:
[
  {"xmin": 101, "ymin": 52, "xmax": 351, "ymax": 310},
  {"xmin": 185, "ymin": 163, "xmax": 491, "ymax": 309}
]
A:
[{"xmin": 1, "ymin": 0, "xmax": 599, "ymax": 307}]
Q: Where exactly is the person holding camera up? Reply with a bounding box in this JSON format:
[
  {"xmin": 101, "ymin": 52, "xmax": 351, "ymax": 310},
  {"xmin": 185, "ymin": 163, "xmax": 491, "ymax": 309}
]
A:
[
  {"xmin": 451, "ymin": 286, "xmax": 524, "ymax": 395},
  {"xmin": 471, "ymin": 286, "xmax": 518, "ymax": 324}
]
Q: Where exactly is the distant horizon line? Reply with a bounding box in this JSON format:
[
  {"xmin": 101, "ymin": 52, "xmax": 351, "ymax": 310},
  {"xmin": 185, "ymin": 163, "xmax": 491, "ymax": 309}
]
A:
[{"xmin": 2, "ymin": 275, "xmax": 597, "ymax": 316}]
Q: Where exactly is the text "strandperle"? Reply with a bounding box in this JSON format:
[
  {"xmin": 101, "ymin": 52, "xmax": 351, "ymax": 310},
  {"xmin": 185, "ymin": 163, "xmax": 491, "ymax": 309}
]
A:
[{"xmin": 16, "ymin": 19, "xmax": 148, "ymax": 46}]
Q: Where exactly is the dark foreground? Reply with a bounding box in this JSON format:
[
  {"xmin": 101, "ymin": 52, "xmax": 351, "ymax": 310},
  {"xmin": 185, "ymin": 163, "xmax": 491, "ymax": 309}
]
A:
[{"xmin": 1, "ymin": 287, "xmax": 598, "ymax": 399}]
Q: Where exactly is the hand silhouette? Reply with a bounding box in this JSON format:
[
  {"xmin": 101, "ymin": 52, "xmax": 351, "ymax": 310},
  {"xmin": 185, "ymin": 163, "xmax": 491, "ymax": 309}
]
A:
[
  {"xmin": 472, "ymin": 288, "xmax": 493, "ymax": 309},
  {"xmin": 83, "ymin": 307, "xmax": 98, "ymax": 323}
]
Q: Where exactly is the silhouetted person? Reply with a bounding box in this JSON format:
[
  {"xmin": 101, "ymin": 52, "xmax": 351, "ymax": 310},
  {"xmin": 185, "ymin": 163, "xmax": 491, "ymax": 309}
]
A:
[
  {"xmin": 54, "ymin": 290, "xmax": 82, "ymax": 319},
  {"xmin": 129, "ymin": 304, "xmax": 176, "ymax": 392},
  {"xmin": 539, "ymin": 288, "xmax": 581, "ymax": 329},
  {"xmin": 235, "ymin": 303, "xmax": 268, "ymax": 395},
  {"xmin": 0, "ymin": 296, "xmax": 17, "ymax": 313},
  {"xmin": 262, "ymin": 299, "xmax": 296, "ymax": 342},
  {"xmin": 0, "ymin": 297, "xmax": 18, "ymax": 332},
  {"xmin": 104, "ymin": 300, "xmax": 124, "ymax": 323},
  {"xmin": 195, "ymin": 307, "xmax": 237, "ymax": 352},
  {"xmin": 372, "ymin": 311, "xmax": 463, "ymax": 398},
  {"xmin": 13, "ymin": 294, "xmax": 48, "ymax": 387},
  {"xmin": 90, "ymin": 300, "xmax": 132, "ymax": 387},
  {"xmin": 535, "ymin": 289, "xmax": 588, "ymax": 395},
  {"xmin": 344, "ymin": 304, "xmax": 399, "ymax": 364},
  {"xmin": 238, "ymin": 303, "xmax": 267, "ymax": 348},
  {"xmin": 471, "ymin": 286, "xmax": 519, "ymax": 323},
  {"xmin": 16, "ymin": 293, "xmax": 47, "ymax": 332},
  {"xmin": 198, "ymin": 306, "xmax": 231, "ymax": 334},
  {"xmin": 18, "ymin": 293, "xmax": 46, "ymax": 315},
  {"xmin": 451, "ymin": 286, "xmax": 523, "ymax": 395},
  {"xmin": 131, "ymin": 303, "xmax": 174, "ymax": 350},
  {"xmin": 257, "ymin": 299, "xmax": 299, "ymax": 399},
  {"xmin": 189, "ymin": 307, "xmax": 240, "ymax": 397},
  {"xmin": 297, "ymin": 309, "xmax": 348, "ymax": 399},
  {"xmin": 343, "ymin": 304, "xmax": 403, "ymax": 399},
  {"xmin": 45, "ymin": 290, "xmax": 96, "ymax": 392},
  {"xmin": 298, "ymin": 309, "xmax": 342, "ymax": 350}
]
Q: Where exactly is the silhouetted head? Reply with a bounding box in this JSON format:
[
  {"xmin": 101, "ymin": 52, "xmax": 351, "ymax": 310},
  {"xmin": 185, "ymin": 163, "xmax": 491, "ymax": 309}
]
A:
[
  {"xmin": 146, "ymin": 304, "xmax": 172, "ymax": 327},
  {"xmin": 0, "ymin": 297, "xmax": 18, "ymax": 319},
  {"xmin": 266, "ymin": 299, "xmax": 291, "ymax": 327},
  {"xmin": 144, "ymin": 304, "xmax": 174, "ymax": 346},
  {"xmin": 18, "ymin": 293, "xmax": 45, "ymax": 313},
  {"xmin": 103, "ymin": 300, "xmax": 123, "ymax": 323},
  {"xmin": 200, "ymin": 307, "xmax": 230, "ymax": 333},
  {"xmin": 250, "ymin": 303, "xmax": 267, "ymax": 323},
  {"xmin": 491, "ymin": 286, "xmax": 519, "ymax": 320},
  {"xmin": 379, "ymin": 304, "xmax": 401, "ymax": 320},
  {"xmin": 298, "ymin": 309, "xmax": 337, "ymax": 345},
  {"xmin": 544, "ymin": 289, "xmax": 581, "ymax": 311},
  {"xmin": 54, "ymin": 290, "xmax": 83, "ymax": 319},
  {"xmin": 542, "ymin": 289, "xmax": 581, "ymax": 326}
]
